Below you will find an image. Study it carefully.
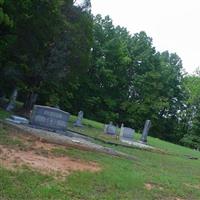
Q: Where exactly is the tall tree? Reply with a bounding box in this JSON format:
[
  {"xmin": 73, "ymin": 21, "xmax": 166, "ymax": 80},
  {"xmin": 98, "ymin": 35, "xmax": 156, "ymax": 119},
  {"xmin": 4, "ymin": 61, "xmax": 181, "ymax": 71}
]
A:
[
  {"xmin": 180, "ymin": 74, "xmax": 200, "ymax": 149},
  {"xmin": 1, "ymin": 0, "xmax": 93, "ymax": 109}
]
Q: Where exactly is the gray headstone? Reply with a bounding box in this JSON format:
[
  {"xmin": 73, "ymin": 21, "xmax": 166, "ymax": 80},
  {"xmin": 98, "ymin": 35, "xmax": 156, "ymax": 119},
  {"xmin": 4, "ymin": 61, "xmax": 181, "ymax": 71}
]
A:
[
  {"xmin": 104, "ymin": 122, "xmax": 117, "ymax": 135},
  {"xmin": 120, "ymin": 124, "xmax": 135, "ymax": 142},
  {"xmin": 6, "ymin": 88, "xmax": 18, "ymax": 111},
  {"xmin": 30, "ymin": 105, "xmax": 70, "ymax": 131},
  {"xmin": 140, "ymin": 120, "xmax": 151, "ymax": 144},
  {"xmin": 74, "ymin": 111, "xmax": 84, "ymax": 127}
]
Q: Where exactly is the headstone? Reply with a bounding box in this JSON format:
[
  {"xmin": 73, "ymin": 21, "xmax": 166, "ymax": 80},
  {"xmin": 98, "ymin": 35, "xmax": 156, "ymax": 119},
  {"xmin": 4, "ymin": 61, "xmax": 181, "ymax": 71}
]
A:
[
  {"xmin": 104, "ymin": 121, "xmax": 117, "ymax": 135},
  {"xmin": 120, "ymin": 123, "xmax": 135, "ymax": 143},
  {"xmin": 30, "ymin": 105, "xmax": 70, "ymax": 131},
  {"xmin": 140, "ymin": 120, "xmax": 151, "ymax": 144},
  {"xmin": 74, "ymin": 111, "xmax": 84, "ymax": 127},
  {"xmin": 6, "ymin": 88, "xmax": 18, "ymax": 111},
  {"xmin": 6, "ymin": 115, "xmax": 29, "ymax": 124}
]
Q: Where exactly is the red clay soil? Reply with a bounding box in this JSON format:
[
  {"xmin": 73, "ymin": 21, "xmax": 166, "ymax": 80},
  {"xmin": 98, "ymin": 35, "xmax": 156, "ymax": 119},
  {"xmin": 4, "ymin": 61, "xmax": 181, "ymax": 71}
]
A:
[{"xmin": 0, "ymin": 140, "xmax": 101, "ymax": 175}]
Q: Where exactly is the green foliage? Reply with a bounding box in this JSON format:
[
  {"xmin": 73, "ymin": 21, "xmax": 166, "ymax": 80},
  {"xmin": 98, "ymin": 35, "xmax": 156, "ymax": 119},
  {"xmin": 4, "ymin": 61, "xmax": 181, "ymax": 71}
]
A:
[
  {"xmin": 70, "ymin": 15, "xmax": 185, "ymax": 143},
  {"xmin": 0, "ymin": 2, "xmax": 199, "ymax": 148},
  {"xmin": 46, "ymin": 93, "xmax": 60, "ymax": 107},
  {"xmin": 180, "ymin": 74, "xmax": 200, "ymax": 149},
  {"xmin": 0, "ymin": 1, "xmax": 13, "ymax": 27},
  {"xmin": 0, "ymin": 0, "xmax": 93, "ymax": 109},
  {"xmin": 0, "ymin": 108, "xmax": 10, "ymax": 119}
]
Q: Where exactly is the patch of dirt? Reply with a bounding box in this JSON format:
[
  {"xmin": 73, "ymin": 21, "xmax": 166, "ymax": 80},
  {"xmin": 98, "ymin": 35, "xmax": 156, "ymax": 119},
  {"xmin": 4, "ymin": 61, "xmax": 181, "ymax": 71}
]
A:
[
  {"xmin": 184, "ymin": 183, "xmax": 200, "ymax": 190},
  {"xmin": 145, "ymin": 183, "xmax": 187, "ymax": 200},
  {"xmin": 145, "ymin": 183, "xmax": 154, "ymax": 191},
  {"xmin": 144, "ymin": 183, "xmax": 164, "ymax": 191},
  {"xmin": 33, "ymin": 140, "xmax": 57, "ymax": 151},
  {"xmin": 159, "ymin": 197, "xmax": 186, "ymax": 200},
  {"xmin": 0, "ymin": 144, "xmax": 101, "ymax": 175}
]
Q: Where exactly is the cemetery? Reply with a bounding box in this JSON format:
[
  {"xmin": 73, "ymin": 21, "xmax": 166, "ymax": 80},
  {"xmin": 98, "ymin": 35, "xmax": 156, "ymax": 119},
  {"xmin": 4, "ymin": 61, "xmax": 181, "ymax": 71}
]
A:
[
  {"xmin": 1, "ymin": 1, "xmax": 200, "ymax": 199},
  {"xmin": 0, "ymin": 106, "xmax": 200, "ymax": 200},
  {"xmin": 0, "ymin": 77, "xmax": 199, "ymax": 199},
  {"xmin": 5, "ymin": 104, "xmax": 154, "ymax": 151}
]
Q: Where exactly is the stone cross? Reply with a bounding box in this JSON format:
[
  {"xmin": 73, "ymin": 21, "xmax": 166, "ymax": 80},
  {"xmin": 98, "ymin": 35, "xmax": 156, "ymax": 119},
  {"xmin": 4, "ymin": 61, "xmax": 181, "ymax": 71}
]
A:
[
  {"xmin": 104, "ymin": 121, "xmax": 117, "ymax": 135},
  {"xmin": 140, "ymin": 120, "xmax": 151, "ymax": 144},
  {"xmin": 74, "ymin": 111, "xmax": 84, "ymax": 127}
]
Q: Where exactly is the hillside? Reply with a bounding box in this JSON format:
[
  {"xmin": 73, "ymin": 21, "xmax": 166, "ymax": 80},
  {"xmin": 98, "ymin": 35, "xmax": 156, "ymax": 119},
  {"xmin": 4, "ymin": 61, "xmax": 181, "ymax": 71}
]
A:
[{"xmin": 0, "ymin": 109, "xmax": 200, "ymax": 200}]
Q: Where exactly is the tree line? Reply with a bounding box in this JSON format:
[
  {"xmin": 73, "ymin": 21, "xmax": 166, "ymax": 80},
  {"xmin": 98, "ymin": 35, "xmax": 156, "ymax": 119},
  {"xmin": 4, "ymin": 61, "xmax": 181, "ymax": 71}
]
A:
[{"xmin": 0, "ymin": 0, "xmax": 199, "ymax": 149}]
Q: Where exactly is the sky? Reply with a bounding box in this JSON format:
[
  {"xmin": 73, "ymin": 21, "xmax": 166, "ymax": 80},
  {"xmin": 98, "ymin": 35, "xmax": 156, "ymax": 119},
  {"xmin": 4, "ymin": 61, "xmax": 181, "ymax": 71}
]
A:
[{"xmin": 91, "ymin": 0, "xmax": 200, "ymax": 74}]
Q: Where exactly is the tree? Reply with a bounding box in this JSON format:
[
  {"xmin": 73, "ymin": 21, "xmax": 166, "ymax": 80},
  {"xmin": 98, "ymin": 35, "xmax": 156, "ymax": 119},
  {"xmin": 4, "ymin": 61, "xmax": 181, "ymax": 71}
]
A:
[
  {"xmin": 0, "ymin": 0, "xmax": 14, "ymax": 96},
  {"xmin": 180, "ymin": 74, "xmax": 200, "ymax": 149},
  {"xmin": 0, "ymin": 0, "xmax": 13, "ymax": 27},
  {"xmin": 75, "ymin": 15, "xmax": 186, "ymax": 142},
  {"xmin": 1, "ymin": 0, "xmax": 93, "ymax": 110}
]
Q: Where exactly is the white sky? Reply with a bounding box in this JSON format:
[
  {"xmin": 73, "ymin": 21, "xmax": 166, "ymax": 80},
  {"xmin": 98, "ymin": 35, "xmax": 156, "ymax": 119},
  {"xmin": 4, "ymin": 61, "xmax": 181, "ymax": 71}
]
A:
[{"xmin": 91, "ymin": 0, "xmax": 200, "ymax": 74}]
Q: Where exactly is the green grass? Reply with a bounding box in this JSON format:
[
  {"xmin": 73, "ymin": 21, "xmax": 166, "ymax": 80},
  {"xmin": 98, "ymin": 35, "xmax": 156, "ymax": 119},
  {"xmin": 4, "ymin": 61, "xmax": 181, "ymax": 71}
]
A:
[
  {"xmin": 0, "ymin": 124, "xmax": 27, "ymax": 149},
  {"xmin": 68, "ymin": 115, "xmax": 123, "ymax": 144},
  {"xmin": 0, "ymin": 109, "xmax": 200, "ymax": 199},
  {"xmin": 0, "ymin": 108, "xmax": 10, "ymax": 120},
  {"xmin": 69, "ymin": 115, "xmax": 104, "ymax": 129}
]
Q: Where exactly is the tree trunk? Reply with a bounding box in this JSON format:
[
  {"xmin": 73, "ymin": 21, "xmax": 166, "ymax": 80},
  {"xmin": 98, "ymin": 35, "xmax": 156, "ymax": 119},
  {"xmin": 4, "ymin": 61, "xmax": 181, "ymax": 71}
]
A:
[{"xmin": 24, "ymin": 92, "xmax": 38, "ymax": 111}]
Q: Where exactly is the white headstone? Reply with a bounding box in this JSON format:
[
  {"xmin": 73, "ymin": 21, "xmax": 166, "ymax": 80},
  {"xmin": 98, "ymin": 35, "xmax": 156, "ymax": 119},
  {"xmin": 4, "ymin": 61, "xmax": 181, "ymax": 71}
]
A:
[{"xmin": 74, "ymin": 111, "xmax": 84, "ymax": 127}]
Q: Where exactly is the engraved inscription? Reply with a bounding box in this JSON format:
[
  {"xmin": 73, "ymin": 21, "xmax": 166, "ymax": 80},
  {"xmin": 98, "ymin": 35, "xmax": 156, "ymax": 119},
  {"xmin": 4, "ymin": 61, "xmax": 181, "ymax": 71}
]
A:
[
  {"xmin": 35, "ymin": 115, "xmax": 46, "ymax": 123},
  {"xmin": 30, "ymin": 105, "xmax": 70, "ymax": 131},
  {"xmin": 43, "ymin": 110, "xmax": 63, "ymax": 119}
]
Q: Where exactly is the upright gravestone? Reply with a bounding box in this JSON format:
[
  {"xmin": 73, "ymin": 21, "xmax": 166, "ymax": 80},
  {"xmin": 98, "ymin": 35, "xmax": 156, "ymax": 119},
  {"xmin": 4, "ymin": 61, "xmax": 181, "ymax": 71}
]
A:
[
  {"xmin": 30, "ymin": 105, "xmax": 70, "ymax": 131},
  {"xmin": 120, "ymin": 123, "xmax": 135, "ymax": 143},
  {"xmin": 104, "ymin": 121, "xmax": 117, "ymax": 135},
  {"xmin": 140, "ymin": 120, "xmax": 151, "ymax": 144},
  {"xmin": 6, "ymin": 88, "xmax": 18, "ymax": 111},
  {"xmin": 74, "ymin": 111, "xmax": 84, "ymax": 127}
]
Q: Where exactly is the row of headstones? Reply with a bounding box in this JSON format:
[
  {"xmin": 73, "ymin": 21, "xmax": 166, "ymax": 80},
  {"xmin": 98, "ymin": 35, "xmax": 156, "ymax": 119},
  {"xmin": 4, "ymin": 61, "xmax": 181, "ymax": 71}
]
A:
[
  {"xmin": 6, "ymin": 104, "xmax": 151, "ymax": 144},
  {"xmin": 30, "ymin": 105, "xmax": 151, "ymax": 144},
  {"xmin": 31, "ymin": 106, "xmax": 85, "ymax": 129},
  {"xmin": 104, "ymin": 120, "xmax": 151, "ymax": 144},
  {"xmin": 6, "ymin": 105, "xmax": 84, "ymax": 130},
  {"xmin": 2, "ymin": 90, "xmax": 151, "ymax": 144}
]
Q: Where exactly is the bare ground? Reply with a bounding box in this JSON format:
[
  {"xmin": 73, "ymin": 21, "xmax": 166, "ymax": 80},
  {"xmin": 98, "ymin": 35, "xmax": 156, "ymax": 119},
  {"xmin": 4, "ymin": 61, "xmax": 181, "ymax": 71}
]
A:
[{"xmin": 0, "ymin": 130, "xmax": 101, "ymax": 176}]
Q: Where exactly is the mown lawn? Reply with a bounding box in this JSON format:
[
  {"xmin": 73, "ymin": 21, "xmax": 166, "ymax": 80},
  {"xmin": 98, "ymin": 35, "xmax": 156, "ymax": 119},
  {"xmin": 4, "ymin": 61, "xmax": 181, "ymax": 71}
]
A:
[{"xmin": 0, "ymin": 109, "xmax": 200, "ymax": 200}]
